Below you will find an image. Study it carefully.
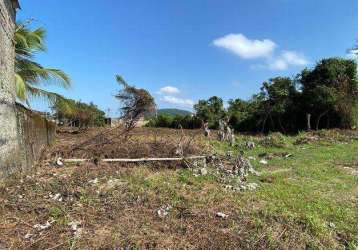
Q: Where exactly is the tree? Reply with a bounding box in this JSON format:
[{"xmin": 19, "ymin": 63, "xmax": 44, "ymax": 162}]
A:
[
  {"xmin": 194, "ymin": 96, "xmax": 225, "ymax": 128},
  {"xmin": 299, "ymin": 58, "xmax": 358, "ymax": 129},
  {"xmin": 259, "ymin": 77, "xmax": 297, "ymax": 132},
  {"xmin": 227, "ymin": 98, "xmax": 249, "ymax": 129},
  {"xmin": 15, "ymin": 21, "xmax": 71, "ymax": 105},
  {"xmin": 115, "ymin": 75, "xmax": 156, "ymax": 130},
  {"xmin": 52, "ymin": 99, "xmax": 106, "ymax": 128}
]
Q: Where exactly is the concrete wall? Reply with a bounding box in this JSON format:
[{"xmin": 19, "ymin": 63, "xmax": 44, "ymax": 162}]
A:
[
  {"xmin": 0, "ymin": 0, "xmax": 23, "ymax": 175},
  {"xmin": 15, "ymin": 103, "xmax": 56, "ymax": 171},
  {"xmin": 0, "ymin": 0, "xmax": 55, "ymax": 179}
]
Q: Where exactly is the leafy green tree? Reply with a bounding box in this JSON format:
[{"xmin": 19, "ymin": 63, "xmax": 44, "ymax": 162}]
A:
[
  {"xmin": 299, "ymin": 58, "xmax": 358, "ymax": 129},
  {"xmin": 52, "ymin": 99, "xmax": 106, "ymax": 127},
  {"xmin": 194, "ymin": 96, "xmax": 225, "ymax": 128},
  {"xmin": 259, "ymin": 77, "xmax": 297, "ymax": 132},
  {"xmin": 15, "ymin": 21, "xmax": 71, "ymax": 105}
]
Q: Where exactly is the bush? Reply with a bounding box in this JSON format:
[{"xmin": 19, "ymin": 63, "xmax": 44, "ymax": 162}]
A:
[{"xmin": 147, "ymin": 114, "xmax": 201, "ymax": 129}]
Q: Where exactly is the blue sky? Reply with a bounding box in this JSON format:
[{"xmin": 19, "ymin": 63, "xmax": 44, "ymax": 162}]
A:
[{"xmin": 18, "ymin": 0, "xmax": 358, "ymax": 116}]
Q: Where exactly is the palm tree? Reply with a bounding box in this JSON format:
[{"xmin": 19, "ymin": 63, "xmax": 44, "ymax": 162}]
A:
[{"xmin": 15, "ymin": 21, "xmax": 71, "ymax": 106}]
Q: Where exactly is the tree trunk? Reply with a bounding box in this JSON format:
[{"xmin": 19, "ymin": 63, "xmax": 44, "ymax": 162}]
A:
[
  {"xmin": 278, "ymin": 116, "xmax": 286, "ymax": 133},
  {"xmin": 269, "ymin": 114, "xmax": 275, "ymax": 131},
  {"xmin": 261, "ymin": 114, "xmax": 269, "ymax": 133},
  {"xmin": 316, "ymin": 110, "xmax": 329, "ymax": 130},
  {"xmin": 306, "ymin": 113, "xmax": 311, "ymax": 131}
]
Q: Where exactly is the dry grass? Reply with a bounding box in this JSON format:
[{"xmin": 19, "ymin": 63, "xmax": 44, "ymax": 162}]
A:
[{"xmin": 1, "ymin": 127, "xmax": 357, "ymax": 249}]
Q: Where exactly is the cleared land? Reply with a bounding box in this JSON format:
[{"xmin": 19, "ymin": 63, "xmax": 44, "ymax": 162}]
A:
[{"xmin": 0, "ymin": 128, "xmax": 357, "ymax": 249}]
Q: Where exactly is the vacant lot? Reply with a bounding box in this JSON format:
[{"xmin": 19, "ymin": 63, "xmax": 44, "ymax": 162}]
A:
[{"xmin": 0, "ymin": 128, "xmax": 357, "ymax": 249}]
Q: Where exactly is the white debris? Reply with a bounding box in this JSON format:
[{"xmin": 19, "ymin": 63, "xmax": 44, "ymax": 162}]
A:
[
  {"xmin": 246, "ymin": 182, "xmax": 259, "ymax": 191},
  {"xmin": 50, "ymin": 193, "xmax": 63, "ymax": 202},
  {"xmin": 88, "ymin": 178, "xmax": 99, "ymax": 184},
  {"xmin": 24, "ymin": 233, "xmax": 34, "ymax": 240},
  {"xmin": 56, "ymin": 157, "xmax": 64, "ymax": 167},
  {"xmin": 328, "ymin": 222, "xmax": 336, "ymax": 229},
  {"xmin": 246, "ymin": 141, "xmax": 256, "ymax": 149},
  {"xmin": 216, "ymin": 212, "xmax": 229, "ymax": 219},
  {"xmin": 248, "ymin": 156, "xmax": 256, "ymax": 160},
  {"xmin": 157, "ymin": 205, "xmax": 172, "ymax": 218},
  {"xmin": 68, "ymin": 221, "xmax": 82, "ymax": 238},
  {"xmin": 200, "ymin": 168, "xmax": 208, "ymax": 176},
  {"xmin": 284, "ymin": 153, "xmax": 293, "ymax": 158},
  {"xmin": 259, "ymin": 159, "xmax": 268, "ymax": 165},
  {"xmin": 33, "ymin": 219, "xmax": 55, "ymax": 231}
]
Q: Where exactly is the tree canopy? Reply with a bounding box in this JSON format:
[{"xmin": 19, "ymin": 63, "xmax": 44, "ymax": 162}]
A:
[
  {"xmin": 15, "ymin": 21, "xmax": 71, "ymax": 106},
  {"xmin": 191, "ymin": 57, "xmax": 358, "ymax": 133}
]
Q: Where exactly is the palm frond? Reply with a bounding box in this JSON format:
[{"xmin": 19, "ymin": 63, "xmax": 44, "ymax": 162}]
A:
[
  {"xmin": 14, "ymin": 22, "xmax": 71, "ymax": 104},
  {"xmin": 15, "ymin": 73, "xmax": 27, "ymax": 101},
  {"xmin": 16, "ymin": 58, "xmax": 71, "ymax": 89}
]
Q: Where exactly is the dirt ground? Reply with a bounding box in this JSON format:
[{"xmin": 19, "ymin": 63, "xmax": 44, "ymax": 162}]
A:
[{"xmin": 1, "ymin": 127, "xmax": 357, "ymax": 249}]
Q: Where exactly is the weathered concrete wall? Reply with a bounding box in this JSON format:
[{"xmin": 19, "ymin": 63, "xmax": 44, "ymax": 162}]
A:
[
  {"xmin": 1, "ymin": 0, "xmax": 54, "ymax": 179},
  {"xmin": 16, "ymin": 103, "xmax": 56, "ymax": 170},
  {"xmin": 0, "ymin": 0, "xmax": 23, "ymax": 175}
]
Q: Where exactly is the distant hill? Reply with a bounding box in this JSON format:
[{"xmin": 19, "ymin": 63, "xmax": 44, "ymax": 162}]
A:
[{"xmin": 156, "ymin": 109, "xmax": 192, "ymax": 117}]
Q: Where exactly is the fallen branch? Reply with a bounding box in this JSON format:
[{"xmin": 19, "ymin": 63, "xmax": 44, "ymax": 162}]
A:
[{"xmin": 60, "ymin": 156, "xmax": 206, "ymax": 164}]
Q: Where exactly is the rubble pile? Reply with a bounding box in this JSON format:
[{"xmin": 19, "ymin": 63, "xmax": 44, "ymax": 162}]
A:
[{"xmin": 189, "ymin": 153, "xmax": 261, "ymax": 192}]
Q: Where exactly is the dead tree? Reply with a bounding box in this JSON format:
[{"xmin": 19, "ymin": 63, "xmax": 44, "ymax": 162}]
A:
[{"xmin": 115, "ymin": 75, "xmax": 156, "ymax": 132}]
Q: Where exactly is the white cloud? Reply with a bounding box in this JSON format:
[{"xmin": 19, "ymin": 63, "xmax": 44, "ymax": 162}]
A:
[
  {"xmin": 161, "ymin": 96, "xmax": 195, "ymax": 108},
  {"xmin": 213, "ymin": 33, "xmax": 276, "ymax": 59},
  {"xmin": 157, "ymin": 86, "xmax": 180, "ymax": 95},
  {"xmin": 213, "ymin": 33, "xmax": 309, "ymax": 71},
  {"xmin": 268, "ymin": 50, "xmax": 309, "ymax": 70}
]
